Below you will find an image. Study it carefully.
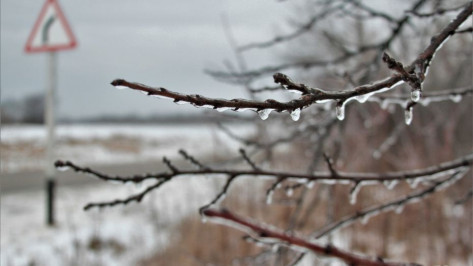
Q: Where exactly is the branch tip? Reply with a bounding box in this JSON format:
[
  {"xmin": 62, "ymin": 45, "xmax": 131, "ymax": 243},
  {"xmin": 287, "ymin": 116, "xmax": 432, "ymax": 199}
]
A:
[{"xmin": 111, "ymin": 79, "xmax": 125, "ymax": 86}]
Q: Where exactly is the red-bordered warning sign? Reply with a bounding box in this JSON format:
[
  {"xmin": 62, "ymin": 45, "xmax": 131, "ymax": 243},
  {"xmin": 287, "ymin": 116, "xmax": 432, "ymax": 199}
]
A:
[{"xmin": 25, "ymin": 0, "xmax": 77, "ymax": 53}]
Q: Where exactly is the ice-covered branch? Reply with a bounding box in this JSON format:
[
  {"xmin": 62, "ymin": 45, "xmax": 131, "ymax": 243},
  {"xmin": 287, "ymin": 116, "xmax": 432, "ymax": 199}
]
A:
[
  {"xmin": 314, "ymin": 169, "xmax": 469, "ymax": 239},
  {"xmin": 83, "ymin": 178, "xmax": 171, "ymax": 210},
  {"xmin": 111, "ymin": 3, "xmax": 471, "ymax": 122},
  {"xmin": 55, "ymin": 153, "xmax": 472, "ymax": 210},
  {"xmin": 370, "ymin": 86, "xmax": 473, "ymax": 106},
  {"xmin": 111, "ymin": 72, "xmax": 405, "ymax": 121},
  {"xmin": 202, "ymin": 208, "xmax": 421, "ymax": 266},
  {"xmin": 55, "ymin": 154, "xmax": 473, "ymax": 186}
]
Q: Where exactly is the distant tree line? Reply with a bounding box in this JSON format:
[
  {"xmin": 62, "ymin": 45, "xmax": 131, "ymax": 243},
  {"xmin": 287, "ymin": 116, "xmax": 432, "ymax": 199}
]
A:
[{"xmin": 1, "ymin": 93, "xmax": 45, "ymax": 124}]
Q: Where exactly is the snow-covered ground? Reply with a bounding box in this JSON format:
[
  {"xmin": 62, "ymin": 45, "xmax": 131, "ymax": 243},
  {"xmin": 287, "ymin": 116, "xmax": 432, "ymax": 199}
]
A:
[
  {"xmin": 1, "ymin": 123, "xmax": 253, "ymax": 266},
  {"xmin": 1, "ymin": 123, "xmax": 253, "ymax": 173}
]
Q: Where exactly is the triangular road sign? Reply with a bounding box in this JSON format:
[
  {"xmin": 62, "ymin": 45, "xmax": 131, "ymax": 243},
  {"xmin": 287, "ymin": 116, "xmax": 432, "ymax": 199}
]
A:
[{"xmin": 25, "ymin": 0, "xmax": 77, "ymax": 53}]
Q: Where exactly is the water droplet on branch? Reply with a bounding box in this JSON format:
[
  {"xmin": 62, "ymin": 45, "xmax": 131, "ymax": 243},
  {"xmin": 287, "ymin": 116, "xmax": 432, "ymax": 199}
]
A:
[
  {"xmin": 150, "ymin": 94, "xmax": 169, "ymax": 99},
  {"xmin": 449, "ymin": 95, "xmax": 462, "ymax": 103},
  {"xmin": 383, "ymin": 180, "xmax": 398, "ymax": 190},
  {"xmin": 411, "ymin": 89, "xmax": 421, "ymax": 102},
  {"xmin": 373, "ymin": 150, "xmax": 381, "ymax": 159},
  {"xmin": 290, "ymin": 109, "xmax": 301, "ymax": 121},
  {"xmin": 404, "ymin": 108, "xmax": 413, "ymax": 125},
  {"xmin": 266, "ymin": 191, "xmax": 274, "ymax": 205},
  {"xmin": 305, "ymin": 181, "xmax": 315, "ymax": 189},
  {"xmin": 335, "ymin": 103, "xmax": 345, "ymax": 121},
  {"xmin": 286, "ymin": 188, "xmax": 294, "ymax": 197},
  {"xmin": 174, "ymin": 100, "xmax": 188, "ymax": 105},
  {"xmin": 113, "ymin": 85, "xmax": 128, "ymax": 90},
  {"xmin": 349, "ymin": 182, "xmax": 361, "ymax": 205},
  {"xmin": 258, "ymin": 109, "xmax": 272, "ymax": 120},
  {"xmin": 56, "ymin": 165, "xmax": 70, "ymax": 172},
  {"xmin": 216, "ymin": 107, "xmax": 232, "ymax": 112},
  {"xmin": 395, "ymin": 205, "xmax": 404, "ymax": 214},
  {"xmin": 355, "ymin": 94, "xmax": 370, "ymax": 103}
]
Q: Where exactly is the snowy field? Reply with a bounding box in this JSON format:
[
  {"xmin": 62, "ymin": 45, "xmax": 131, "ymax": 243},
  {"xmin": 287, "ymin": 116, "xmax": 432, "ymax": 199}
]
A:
[
  {"xmin": 1, "ymin": 123, "xmax": 252, "ymax": 173},
  {"xmin": 1, "ymin": 123, "xmax": 255, "ymax": 266}
]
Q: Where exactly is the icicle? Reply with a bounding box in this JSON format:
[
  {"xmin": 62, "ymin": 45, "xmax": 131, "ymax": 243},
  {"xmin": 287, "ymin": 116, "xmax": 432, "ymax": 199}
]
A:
[
  {"xmin": 383, "ymin": 180, "xmax": 398, "ymax": 190},
  {"xmin": 306, "ymin": 180, "xmax": 315, "ymax": 189},
  {"xmin": 150, "ymin": 94, "xmax": 169, "ymax": 99},
  {"xmin": 406, "ymin": 178, "xmax": 421, "ymax": 189},
  {"xmin": 404, "ymin": 108, "xmax": 413, "ymax": 125},
  {"xmin": 234, "ymin": 108, "xmax": 256, "ymax": 113},
  {"xmin": 288, "ymin": 89, "xmax": 303, "ymax": 95},
  {"xmin": 449, "ymin": 95, "xmax": 462, "ymax": 103},
  {"xmin": 373, "ymin": 150, "xmax": 381, "ymax": 159},
  {"xmin": 355, "ymin": 94, "xmax": 370, "ymax": 103},
  {"xmin": 290, "ymin": 109, "xmax": 301, "ymax": 121},
  {"xmin": 216, "ymin": 107, "xmax": 232, "ymax": 112},
  {"xmin": 414, "ymin": 64, "xmax": 422, "ymax": 78},
  {"xmin": 258, "ymin": 109, "xmax": 272, "ymax": 120},
  {"xmin": 201, "ymin": 215, "xmax": 208, "ymax": 223},
  {"xmin": 380, "ymin": 100, "xmax": 390, "ymax": 110},
  {"xmin": 349, "ymin": 182, "xmax": 361, "ymax": 205},
  {"xmin": 411, "ymin": 89, "xmax": 421, "ymax": 102},
  {"xmin": 56, "ymin": 165, "xmax": 70, "ymax": 172},
  {"xmin": 395, "ymin": 204, "xmax": 404, "ymax": 214},
  {"xmin": 113, "ymin": 85, "xmax": 128, "ymax": 90},
  {"xmin": 286, "ymin": 187, "xmax": 294, "ymax": 197},
  {"xmin": 266, "ymin": 190, "xmax": 274, "ymax": 205},
  {"xmin": 361, "ymin": 214, "xmax": 370, "ymax": 225},
  {"xmin": 335, "ymin": 102, "xmax": 345, "ymax": 121},
  {"xmin": 174, "ymin": 100, "xmax": 187, "ymax": 105}
]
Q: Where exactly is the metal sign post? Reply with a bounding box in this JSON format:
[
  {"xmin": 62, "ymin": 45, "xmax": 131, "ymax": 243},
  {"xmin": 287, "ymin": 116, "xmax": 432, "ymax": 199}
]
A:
[
  {"xmin": 24, "ymin": 0, "xmax": 77, "ymax": 226},
  {"xmin": 45, "ymin": 51, "xmax": 57, "ymax": 225}
]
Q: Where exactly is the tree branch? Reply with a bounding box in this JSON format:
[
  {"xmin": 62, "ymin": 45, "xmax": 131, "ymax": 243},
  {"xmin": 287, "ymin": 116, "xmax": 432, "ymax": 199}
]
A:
[
  {"xmin": 55, "ymin": 153, "xmax": 473, "ymax": 210},
  {"xmin": 202, "ymin": 208, "xmax": 422, "ymax": 266},
  {"xmin": 110, "ymin": 3, "xmax": 472, "ymax": 119}
]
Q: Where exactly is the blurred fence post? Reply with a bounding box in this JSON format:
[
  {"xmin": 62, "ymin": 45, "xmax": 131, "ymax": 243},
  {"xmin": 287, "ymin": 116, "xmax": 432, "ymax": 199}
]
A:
[{"xmin": 46, "ymin": 178, "xmax": 56, "ymax": 225}]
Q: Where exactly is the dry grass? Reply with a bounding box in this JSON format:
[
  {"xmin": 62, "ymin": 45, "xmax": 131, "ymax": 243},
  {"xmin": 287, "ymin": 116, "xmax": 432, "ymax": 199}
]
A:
[{"xmin": 141, "ymin": 142, "xmax": 472, "ymax": 265}]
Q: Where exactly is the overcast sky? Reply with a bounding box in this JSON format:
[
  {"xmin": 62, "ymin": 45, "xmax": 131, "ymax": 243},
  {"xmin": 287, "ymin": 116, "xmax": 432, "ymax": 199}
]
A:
[{"xmin": 1, "ymin": 0, "xmax": 295, "ymax": 119}]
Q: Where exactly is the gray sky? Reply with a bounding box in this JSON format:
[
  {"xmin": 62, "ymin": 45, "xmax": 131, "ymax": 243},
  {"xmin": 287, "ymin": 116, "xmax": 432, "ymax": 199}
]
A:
[{"xmin": 1, "ymin": 0, "xmax": 292, "ymax": 119}]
